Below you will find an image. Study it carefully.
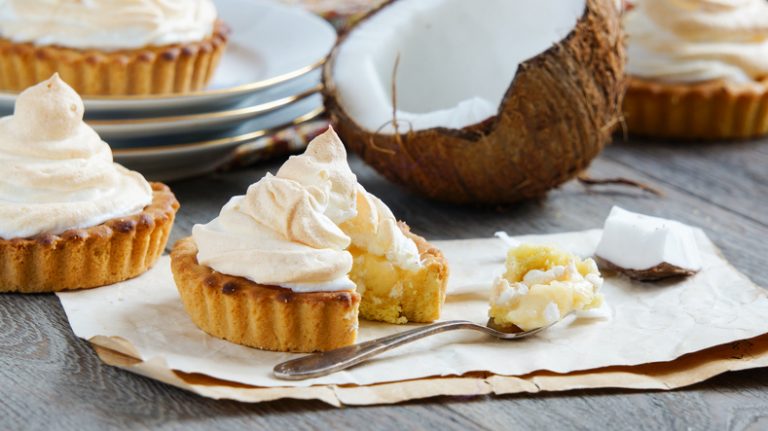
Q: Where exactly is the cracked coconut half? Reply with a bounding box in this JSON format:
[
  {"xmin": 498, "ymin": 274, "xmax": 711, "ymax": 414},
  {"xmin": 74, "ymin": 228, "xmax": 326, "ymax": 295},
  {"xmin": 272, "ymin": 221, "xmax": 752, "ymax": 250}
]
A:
[{"xmin": 323, "ymin": 0, "xmax": 625, "ymax": 204}]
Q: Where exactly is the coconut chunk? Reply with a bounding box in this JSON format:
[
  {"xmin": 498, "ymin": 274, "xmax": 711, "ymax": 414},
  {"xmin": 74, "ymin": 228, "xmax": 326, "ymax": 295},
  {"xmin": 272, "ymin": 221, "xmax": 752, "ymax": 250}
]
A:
[{"xmin": 595, "ymin": 207, "xmax": 702, "ymax": 281}]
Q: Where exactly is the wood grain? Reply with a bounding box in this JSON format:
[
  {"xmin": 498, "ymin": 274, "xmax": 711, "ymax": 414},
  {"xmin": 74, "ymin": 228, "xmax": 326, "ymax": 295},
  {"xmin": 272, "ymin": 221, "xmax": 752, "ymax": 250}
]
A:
[
  {"xmin": 603, "ymin": 139, "xmax": 768, "ymax": 228},
  {"xmin": 3, "ymin": 136, "xmax": 768, "ymax": 430}
]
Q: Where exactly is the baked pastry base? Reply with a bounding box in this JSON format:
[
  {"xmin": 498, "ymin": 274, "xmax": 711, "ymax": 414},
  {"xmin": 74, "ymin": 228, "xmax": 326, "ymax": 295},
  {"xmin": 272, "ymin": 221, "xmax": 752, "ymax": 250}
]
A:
[
  {"xmin": 171, "ymin": 237, "xmax": 361, "ymax": 353},
  {"xmin": 0, "ymin": 21, "xmax": 228, "ymax": 96},
  {"xmin": 624, "ymin": 76, "xmax": 768, "ymax": 140},
  {"xmin": 0, "ymin": 183, "xmax": 179, "ymax": 293}
]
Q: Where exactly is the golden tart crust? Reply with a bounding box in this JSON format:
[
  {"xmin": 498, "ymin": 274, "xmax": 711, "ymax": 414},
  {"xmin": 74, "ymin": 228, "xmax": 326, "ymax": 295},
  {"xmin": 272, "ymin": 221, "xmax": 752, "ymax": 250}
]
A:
[
  {"xmin": 624, "ymin": 76, "xmax": 768, "ymax": 140},
  {"xmin": 0, "ymin": 182, "xmax": 179, "ymax": 293},
  {"xmin": 171, "ymin": 237, "xmax": 361, "ymax": 353},
  {"xmin": 170, "ymin": 224, "xmax": 449, "ymax": 353},
  {"xmin": 0, "ymin": 21, "xmax": 228, "ymax": 96}
]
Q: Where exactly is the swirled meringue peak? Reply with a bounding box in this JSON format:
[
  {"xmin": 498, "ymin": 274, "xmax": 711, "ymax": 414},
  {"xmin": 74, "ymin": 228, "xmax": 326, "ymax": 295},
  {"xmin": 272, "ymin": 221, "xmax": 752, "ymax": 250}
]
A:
[
  {"xmin": 276, "ymin": 130, "xmax": 358, "ymax": 225},
  {"xmin": 0, "ymin": 74, "xmax": 153, "ymax": 239},
  {"xmin": 193, "ymin": 127, "xmax": 423, "ymax": 293},
  {"xmin": 341, "ymin": 186, "xmax": 421, "ymax": 271},
  {"xmin": 0, "ymin": 0, "xmax": 217, "ymax": 51},
  {"xmin": 626, "ymin": 0, "xmax": 768, "ymax": 83}
]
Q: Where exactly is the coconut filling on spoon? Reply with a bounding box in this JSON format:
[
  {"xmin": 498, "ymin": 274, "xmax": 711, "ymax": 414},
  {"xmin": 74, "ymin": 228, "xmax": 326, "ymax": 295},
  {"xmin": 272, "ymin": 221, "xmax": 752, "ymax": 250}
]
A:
[
  {"xmin": 331, "ymin": 0, "xmax": 587, "ymax": 132},
  {"xmin": 489, "ymin": 244, "xmax": 604, "ymax": 332},
  {"xmin": 193, "ymin": 128, "xmax": 422, "ymax": 296}
]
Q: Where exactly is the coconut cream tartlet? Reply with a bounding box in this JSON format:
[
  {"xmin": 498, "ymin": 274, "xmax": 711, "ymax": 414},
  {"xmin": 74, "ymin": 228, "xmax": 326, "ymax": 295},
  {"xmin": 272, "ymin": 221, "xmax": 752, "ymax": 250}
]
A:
[
  {"xmin": 0, "ymin": 0, "xmax": 228, "ymax": 96},
  {"xmin": 624, "ymin": 0, "xmax": 768, "ymax": 140},
  {"xmin": 170, "ymin": 128, "xmax": 448, "ymax": 353},
  {"xmin": 0, "ymin": 75, "xmax": 179, "ymax": 293}
]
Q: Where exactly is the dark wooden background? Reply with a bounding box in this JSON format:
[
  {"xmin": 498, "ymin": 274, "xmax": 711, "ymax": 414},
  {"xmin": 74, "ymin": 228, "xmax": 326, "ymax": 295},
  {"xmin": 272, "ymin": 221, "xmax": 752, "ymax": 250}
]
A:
[{"xmin": 1, "ymin": 137, "xmax": 767, "ymax": 430}]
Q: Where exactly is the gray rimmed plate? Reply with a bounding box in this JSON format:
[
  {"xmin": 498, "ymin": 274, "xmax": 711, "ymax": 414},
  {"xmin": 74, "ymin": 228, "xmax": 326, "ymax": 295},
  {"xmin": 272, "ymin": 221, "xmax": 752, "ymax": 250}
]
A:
[{"xmin": 113, "ymin": 94, "xmax": 324, "ymax": 181}]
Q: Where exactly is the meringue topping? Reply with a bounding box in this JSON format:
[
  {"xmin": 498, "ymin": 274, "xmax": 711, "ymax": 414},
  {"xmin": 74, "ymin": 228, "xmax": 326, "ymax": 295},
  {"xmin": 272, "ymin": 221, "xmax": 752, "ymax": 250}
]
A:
[
  {"xmin": 341, "ymin": 187, "xmax": 421, "ymax": 271},
  {"xmin": 0, "ymin": 74, "xmax": 153, "ymax": 239},
  {"xmin": 193, "ymin": 128, "xmax": 423, "ymax": 293},
  {"xmin": 276, "ymin": 129, "xmax": 358, "ymax": 225},
  {"xmin": 625, "ymin": 0, "xmax": 768, "ymax": 83},
  {"xmin": 0, "ymin": 0, "xmax": 217, "ymax": 51}
]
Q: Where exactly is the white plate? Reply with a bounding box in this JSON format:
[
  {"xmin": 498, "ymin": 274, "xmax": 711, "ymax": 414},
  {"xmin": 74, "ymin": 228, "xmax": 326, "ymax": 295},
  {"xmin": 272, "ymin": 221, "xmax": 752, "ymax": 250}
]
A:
[
  {"xmin": 114, "ymin": 95, "xmax": 323, "ymax": 181},
  {"xmin": 0, "ymin": 0, "xmax": 336, "ymax": 115},
  {"xmin": 91, "ymin": 82, "xmax": 321, "ymax": 141},
  {"xmin": 110, "ymin": 91, "xmax": 322, "ymax": 149}
]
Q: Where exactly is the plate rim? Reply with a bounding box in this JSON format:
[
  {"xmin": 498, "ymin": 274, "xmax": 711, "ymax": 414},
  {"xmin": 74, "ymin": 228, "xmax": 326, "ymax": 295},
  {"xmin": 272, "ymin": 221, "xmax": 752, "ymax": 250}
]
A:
[
  {"xmin": 89, "ymin": 84, "xmax": 322, "ymax": 128},
  {"xmin": 113, "ymin": 107, "xmax": 325, "ymax": 157}
]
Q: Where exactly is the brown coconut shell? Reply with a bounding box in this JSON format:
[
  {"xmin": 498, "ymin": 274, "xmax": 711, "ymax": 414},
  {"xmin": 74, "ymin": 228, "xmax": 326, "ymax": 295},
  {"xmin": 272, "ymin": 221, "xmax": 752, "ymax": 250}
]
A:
[
  {"xmin": 596, "ymin": 257, "xmax": 698, "ymax": 282},
  {"xmin": 323, "ymin": 0, "xmax": 626, "ymax": 204}
]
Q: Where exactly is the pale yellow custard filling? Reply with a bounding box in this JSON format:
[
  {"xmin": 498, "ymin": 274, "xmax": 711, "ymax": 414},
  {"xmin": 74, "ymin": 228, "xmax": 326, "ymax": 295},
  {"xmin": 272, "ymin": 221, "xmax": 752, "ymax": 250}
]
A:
[
  {"xmin": 349, "ymin": 245, "xmax": 445, "ymax": 325},
  {"xmin": 489, "ymin": 244, "xmax": 603, "ymax": 331}
]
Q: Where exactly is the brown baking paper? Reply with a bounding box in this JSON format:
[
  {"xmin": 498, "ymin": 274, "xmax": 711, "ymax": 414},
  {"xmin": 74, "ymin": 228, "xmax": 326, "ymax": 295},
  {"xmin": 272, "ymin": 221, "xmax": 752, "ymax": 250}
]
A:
[
  {"xmin": 57, "ymin": 229, "xmax": 768, "ymax": 406},
  {"xmin": 88, "ymin": 333, "xmax": 768, "ymax": 406}
]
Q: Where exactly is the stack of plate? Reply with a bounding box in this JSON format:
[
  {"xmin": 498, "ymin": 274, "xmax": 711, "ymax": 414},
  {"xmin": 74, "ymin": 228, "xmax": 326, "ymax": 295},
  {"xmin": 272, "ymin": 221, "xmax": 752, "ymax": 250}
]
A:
[{"xmin": 0, "ymin": 0, "xmax": 337, "ymax": 181}]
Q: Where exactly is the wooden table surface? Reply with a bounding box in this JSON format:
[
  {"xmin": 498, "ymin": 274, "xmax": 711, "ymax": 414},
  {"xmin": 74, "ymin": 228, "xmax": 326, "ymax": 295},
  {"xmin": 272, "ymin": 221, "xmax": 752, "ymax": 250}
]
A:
[{"xmin": 1, "ymin": 137, "xmax": 767, "ymax": 430}]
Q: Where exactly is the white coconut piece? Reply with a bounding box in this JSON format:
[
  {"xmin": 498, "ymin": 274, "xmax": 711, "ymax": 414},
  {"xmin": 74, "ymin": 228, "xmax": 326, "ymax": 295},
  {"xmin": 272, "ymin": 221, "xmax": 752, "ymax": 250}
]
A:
[
  {"xmin": 595, "ymin": 206, "xmax": 702, "ymax": 281},
  {"xmin": 332, "ymin": 0, "xmax": 587, "ymax": 133}
]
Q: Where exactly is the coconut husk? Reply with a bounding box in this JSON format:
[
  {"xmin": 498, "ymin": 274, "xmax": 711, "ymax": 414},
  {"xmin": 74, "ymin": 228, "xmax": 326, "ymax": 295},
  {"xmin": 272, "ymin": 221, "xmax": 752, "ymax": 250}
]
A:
[{"xmin": 323, "ymin": 0, "xmax": 626, "ymax": 204}]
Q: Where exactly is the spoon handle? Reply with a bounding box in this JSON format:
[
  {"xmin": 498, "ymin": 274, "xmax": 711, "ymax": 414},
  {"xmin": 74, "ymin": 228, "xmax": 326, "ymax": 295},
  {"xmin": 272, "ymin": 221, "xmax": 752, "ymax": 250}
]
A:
[{"xmin": 273, "ymin": 320, "xmax": 481, "ymax": 380}]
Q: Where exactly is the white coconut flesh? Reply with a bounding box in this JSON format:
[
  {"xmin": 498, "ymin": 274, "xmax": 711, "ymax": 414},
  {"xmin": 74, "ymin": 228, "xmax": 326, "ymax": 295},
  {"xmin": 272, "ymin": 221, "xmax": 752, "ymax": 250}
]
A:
[
  {"xmin": 595, "ymin": 206, "xmax": 703, "ymax": 273},
  {"xmin": 331, "ymin": 0, "xmax": 587, "ymax": 134}
]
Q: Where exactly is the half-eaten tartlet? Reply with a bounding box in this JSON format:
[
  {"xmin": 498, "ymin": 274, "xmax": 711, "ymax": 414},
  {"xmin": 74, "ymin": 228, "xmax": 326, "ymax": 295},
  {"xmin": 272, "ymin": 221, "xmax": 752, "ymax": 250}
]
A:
[
  {"xmin": 0, "ymin": 0, "xmax": 228, "ymax": 96},
  {"xmin": 171, "ymin": 128, "xmax": 448, "ymax": 352},
  {"xmin": 489, "ymin": 244, "xmax": 604, "ymax": 332},
  {"xmin": 623, "ymin": 0, "xmax": 768, "ymax": 140},
  {"xmin": 0, "ymin": 75, "xmax": 179, "ymax": 293}
]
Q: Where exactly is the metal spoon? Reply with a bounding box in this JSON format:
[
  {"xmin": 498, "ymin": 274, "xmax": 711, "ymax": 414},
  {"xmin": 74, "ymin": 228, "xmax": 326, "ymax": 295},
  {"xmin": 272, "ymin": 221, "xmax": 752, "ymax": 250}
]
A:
[{"xmin": 273, "ymin": 316, "xmax": 566, "ymax": 380}]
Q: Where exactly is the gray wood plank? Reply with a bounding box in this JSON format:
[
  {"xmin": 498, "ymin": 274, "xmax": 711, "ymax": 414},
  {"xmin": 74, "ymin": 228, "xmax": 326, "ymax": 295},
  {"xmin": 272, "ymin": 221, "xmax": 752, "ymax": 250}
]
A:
[
  {"xmin": 3, "ymin": 137, "xmax": 768, "ymax": 430},
  {"xmin": 440, "ymin": 370, "xmax": 768, "ymax": 431},
  {"xmin": 602, "ymin": 138, "xmax": 768, "ymax": 227}
]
